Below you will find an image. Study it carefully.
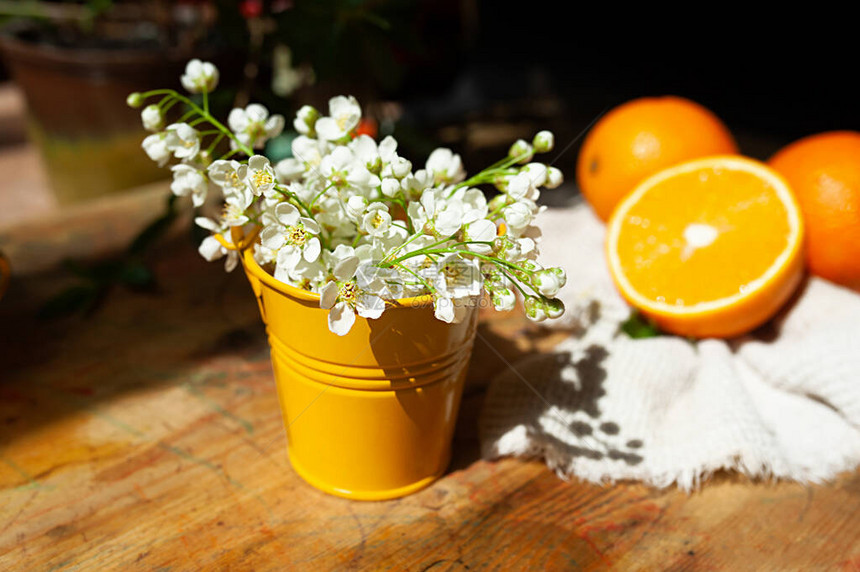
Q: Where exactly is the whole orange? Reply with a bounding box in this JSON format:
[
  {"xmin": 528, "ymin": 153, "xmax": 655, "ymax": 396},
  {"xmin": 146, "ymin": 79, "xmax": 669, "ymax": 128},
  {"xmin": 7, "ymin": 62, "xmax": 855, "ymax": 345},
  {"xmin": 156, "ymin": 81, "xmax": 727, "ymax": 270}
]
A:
[
  {"xmin": 576, "ymin": 96, "xmax": 739, "ymax": 221},
  {"xmin": 768, "ymin": 131, "xmax": 860, "ymax": 290}
]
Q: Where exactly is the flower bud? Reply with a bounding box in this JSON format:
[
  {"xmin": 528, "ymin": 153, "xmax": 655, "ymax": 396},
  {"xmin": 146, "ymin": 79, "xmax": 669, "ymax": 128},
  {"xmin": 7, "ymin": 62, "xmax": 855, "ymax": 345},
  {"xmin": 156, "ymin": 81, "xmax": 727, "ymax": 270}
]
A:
[
  {"xmin": 550, "ymin": 266, "xmax": 567, "ymax": 288},
  {"xmin": 141, "ymin": 104, "xmax": 163, "ymax": 132},
  {"xmin": 524, "ymin": 296, "xmax": 547, "ymax": 322},
  {"xmin": 533, "ymin": 269, "xmax": 561, "ymax": 297},
  {"xmin": 491, "ymin": 287, "xmax": 516, "ymax": 312},
  {"xmin": 181, "ymin": 59, "xmax": 219, "ymax": 94},
  {"xmin": 366, "ymin": 155, "xmax": 383, "ymax": 174},
  {"xmin": 532, "ymin": 130, "xmax": 554, "ymax": 153},
  {"xmin": 545, "ymin": 167, "xmax": 564, "ymax": 189},
  {"xmin": 493, "ymin": 175, "xmax": 509, "ymax": 192},
  {"xmin": 126, "ymin": 92, "xmax": 144, "ymax": 108},
  {"xmin": 391, "ymin": 157, "xmax": 413, "ymax": 179},
  {"xmin": 197, "ymin": 149, "xmax": 213, "ymax": 167},
  {"xmin": 544, "ymin": 297, "xmax": 565, "ymax": 319},
  {"xmin": 521, "ymin": 163, "xmax": 547, "ymax": 187},
  {"xmin": 345, "ymin": 195, "xmax": 367, "ymax": 221},
  {"xmin": 488, "ymin": 193, "xmax": 508, "ymax": 212},
  {"xmin": 482, "ymin": 268, "xmax": 504, "ymax": 289},
  {"xmin": 508, "ymin": 139, "xmax": 534, "ymax": 164},
  {"xmin": 380, "ymin": 177, "xmax": 401, "ymax": 197},
  {"xmin": 293, "ymin": 105, "xmax": 319, "ymax": 135}
]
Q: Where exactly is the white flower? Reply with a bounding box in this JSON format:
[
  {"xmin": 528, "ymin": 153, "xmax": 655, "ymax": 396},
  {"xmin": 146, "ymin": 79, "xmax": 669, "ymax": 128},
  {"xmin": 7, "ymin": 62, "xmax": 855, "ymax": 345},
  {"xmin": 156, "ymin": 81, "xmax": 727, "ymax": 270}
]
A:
[
  {"xmin": 274, "ymin": 158, "xmax": 304, "ymax": 182},
  {"xmin": 315, "ymin": 95, "xmax": 361, "ymax": 142},
  {"xmin": 254, "ymin": 243, "xmax": 279, "ymax": 268},
  {"xmin": 462, "ymin": 219, "xmax": 496, "ymax": 253},
  {"xmin": 165, "ymin": 123, "xmax": 200, "ymax": 161},
  {"xmin": 198, "ymin": 235, "xmax": 238, "ymax": 272},
  {"xmin": 261, "ymin": 203, "xmax": 322, "ymax": 274},
  {"xmin": 360, "ymin": 203, "xmax": 391, "ymax": 237},
  {"xmin": 142, "ymin": 133, "xmax": 171, "ymax": 166},
  {"xmin": 276, "ymin": 136, "xmax": 330, "ymax": 183},
  {"xmin": 426, "ymin": 148, "xmax": 465, "ymax": 184},
  {"xmin": 208, "ymin": 159, "xmax": 248, "ymax": 195},
  {"xmin": 181, "ymin": 59, "xmax": 219, "ymax": 94},
  {"xmin": 170, "ymin": 164, "xmax": 208, "ymax": 207},
  {"xmin": 400, "ymin": 169, "xmax": 432, "ymax": 199},
  {"xmin": 505, "ymin": 172, "xmax": 540, "ymax": 201},
  {"xmin": 458, "ymin": 187, "xmax": 489, "ymax": 223},
  {"xmin": 195, "ymin": 215, "xmax": 224, "ymax": 234},
  {"xmin": 141, "ymin": 105, "xmax": 163, "ymax": 132},
  {"xmin": 388, "ymin": 157, "xmax": 413, "ymax": 179},
  {"xmin": 319, "ymin": 254, "xmax": 386, "ymax": 336},
  {"xmin": 431, "ymin": 254, "xmax": 482, "ymax": 324},
  {"xmin": 223, "ymin": 186, "xmax": 253, "ymax": 227},
  {"xmin": 245, "ymin": 155, "xmax": 276, "ymax": 196},
  {"xmin": 286, "ymin": 259, "xmax": 326, "ymax": 290},
  {"xmin": 345, "ymin": 195, "xmax": 368, "ymax": 222},
  {"xmin": 434, "ymin": 254, "xmax": 482, "ymax": 300},
  {"xmin": 501, "ymin": 200, "xmax": 536, "ymax": 235},
  {"xmin": 520, "ymin": 163, "xmax": 548, "ymax": 188},
  {"xmin": 228, "ymin": 104, "xmax": 285, "ymax": 150},
  {"xmin": 319, "ymin": 146, "xmax": 380, "ymax": 194},
  {"xmin": 494, "ymin": 235, "xmax": 538, "ymax": 263},
  {"xmin": 380, "ymin": 178, "xmax": 401, "ymax": 198},
  {"xmin": 407, "ymin": 188, "xmax": 464, "ymax": 238}
]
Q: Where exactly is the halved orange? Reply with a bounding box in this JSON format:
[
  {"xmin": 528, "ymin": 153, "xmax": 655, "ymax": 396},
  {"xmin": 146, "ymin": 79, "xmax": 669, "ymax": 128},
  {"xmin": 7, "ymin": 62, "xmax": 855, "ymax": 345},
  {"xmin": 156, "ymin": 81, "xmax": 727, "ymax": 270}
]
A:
[{"xmin": 606, "ymin": 155, "xmax": 805, "ymax": 338}]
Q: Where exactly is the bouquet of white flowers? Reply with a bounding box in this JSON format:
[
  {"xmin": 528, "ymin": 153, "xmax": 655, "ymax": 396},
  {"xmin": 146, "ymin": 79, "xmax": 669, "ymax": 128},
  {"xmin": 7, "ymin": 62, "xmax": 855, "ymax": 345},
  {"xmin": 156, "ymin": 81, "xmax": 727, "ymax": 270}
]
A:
[{"xmin": 128, "ymin": 59, "xmax": 567, "ymax": 335}]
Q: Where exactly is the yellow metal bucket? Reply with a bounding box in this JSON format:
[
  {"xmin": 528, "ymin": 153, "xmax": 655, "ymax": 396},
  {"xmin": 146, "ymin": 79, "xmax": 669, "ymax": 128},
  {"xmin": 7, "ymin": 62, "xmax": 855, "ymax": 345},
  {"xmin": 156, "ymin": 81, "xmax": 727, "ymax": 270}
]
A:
[{"xmin": 230, "ymin": 229, "xmax": 478, "ymax": 500}]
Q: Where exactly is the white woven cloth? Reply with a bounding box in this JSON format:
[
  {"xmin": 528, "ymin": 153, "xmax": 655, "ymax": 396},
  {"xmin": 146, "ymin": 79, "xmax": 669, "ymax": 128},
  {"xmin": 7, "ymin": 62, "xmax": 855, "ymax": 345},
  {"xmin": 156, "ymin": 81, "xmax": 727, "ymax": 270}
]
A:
[{"xmin": 479, "ymin": 202, "xmax": 860, "ymax": 489}]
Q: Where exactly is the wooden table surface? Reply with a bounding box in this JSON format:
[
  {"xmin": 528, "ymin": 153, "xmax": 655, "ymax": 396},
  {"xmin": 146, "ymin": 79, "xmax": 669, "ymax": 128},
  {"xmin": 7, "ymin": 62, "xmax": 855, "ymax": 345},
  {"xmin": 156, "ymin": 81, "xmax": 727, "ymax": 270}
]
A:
[{"xmin": 2, "ymin": 190, "xmax": 860, "ymax": 571}]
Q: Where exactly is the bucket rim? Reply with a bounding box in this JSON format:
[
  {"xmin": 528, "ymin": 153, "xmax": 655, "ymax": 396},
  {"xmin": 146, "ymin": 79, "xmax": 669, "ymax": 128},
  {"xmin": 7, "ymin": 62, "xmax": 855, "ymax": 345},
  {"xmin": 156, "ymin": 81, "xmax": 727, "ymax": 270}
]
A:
[{"xmin": 230, "ymin": 228, "xmax": 435, "ymax": 308}]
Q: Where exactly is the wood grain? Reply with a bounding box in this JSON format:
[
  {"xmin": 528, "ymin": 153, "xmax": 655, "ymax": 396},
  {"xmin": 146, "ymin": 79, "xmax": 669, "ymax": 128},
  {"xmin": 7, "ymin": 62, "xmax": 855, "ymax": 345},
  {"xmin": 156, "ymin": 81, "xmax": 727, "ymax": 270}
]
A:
[{"xmin": 2, "ymin": 222, "xmax": 860, "ymax": 571}]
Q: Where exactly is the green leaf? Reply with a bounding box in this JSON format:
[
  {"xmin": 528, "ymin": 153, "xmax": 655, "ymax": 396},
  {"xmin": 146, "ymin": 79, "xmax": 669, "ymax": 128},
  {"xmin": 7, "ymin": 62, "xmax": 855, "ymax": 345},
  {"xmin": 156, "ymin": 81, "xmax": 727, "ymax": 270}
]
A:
[
  {"xmin": 621, "ymin": 311, "xmax": 662, "ymax": 339},
  {"xmin": 119, "ymin": 262, "xmax": 154, "ymax": 289},
  {"xmin": 38, "ymin": 285, "xmax": 99, "ymax": 320}
]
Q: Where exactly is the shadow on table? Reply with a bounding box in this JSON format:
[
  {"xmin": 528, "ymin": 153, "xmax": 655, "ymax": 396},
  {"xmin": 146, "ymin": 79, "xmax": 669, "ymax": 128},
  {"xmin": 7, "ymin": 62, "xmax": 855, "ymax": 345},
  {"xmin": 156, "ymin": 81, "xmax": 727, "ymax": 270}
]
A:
[{"xmin": 0, "ymin": 235, "xmax": 268, "ymax": 452}]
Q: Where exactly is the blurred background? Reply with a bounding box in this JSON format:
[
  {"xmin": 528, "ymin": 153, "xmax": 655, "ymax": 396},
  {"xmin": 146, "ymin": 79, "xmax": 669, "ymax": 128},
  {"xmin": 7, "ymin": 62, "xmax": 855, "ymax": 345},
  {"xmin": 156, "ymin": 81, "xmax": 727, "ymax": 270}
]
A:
[{"xmin": 0, "ymin": 0, "xmax": 857, "ymax": 280}]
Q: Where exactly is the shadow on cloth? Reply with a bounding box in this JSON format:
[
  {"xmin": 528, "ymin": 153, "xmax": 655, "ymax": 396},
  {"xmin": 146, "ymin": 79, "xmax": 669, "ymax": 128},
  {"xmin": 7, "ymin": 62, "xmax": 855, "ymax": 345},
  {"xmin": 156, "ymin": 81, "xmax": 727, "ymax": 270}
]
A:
[{"xmin": 479, "ymin": 343, "xmax": 645, "ymax": 469}]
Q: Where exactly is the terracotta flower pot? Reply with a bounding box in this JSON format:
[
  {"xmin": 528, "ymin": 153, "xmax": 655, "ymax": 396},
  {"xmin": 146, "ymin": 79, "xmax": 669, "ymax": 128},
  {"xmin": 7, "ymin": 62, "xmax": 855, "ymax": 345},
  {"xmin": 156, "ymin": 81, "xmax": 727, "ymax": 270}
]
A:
[
  {"xmin": 233, "ymin": 231, "xmax": 478, "ymax": 500},
  {"xmin": 0, "ymin": 30, "xmax": 188, "ymax": 204}
]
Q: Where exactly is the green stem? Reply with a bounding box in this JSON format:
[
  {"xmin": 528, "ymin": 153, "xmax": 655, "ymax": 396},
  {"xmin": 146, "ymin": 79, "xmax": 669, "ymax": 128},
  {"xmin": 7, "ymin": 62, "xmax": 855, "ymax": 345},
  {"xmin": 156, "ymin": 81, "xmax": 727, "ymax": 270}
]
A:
[
  {"xmin": 207, "ymin": 132, "xmax": 226, "ymax": 154},
  {"xmin": 148, "ymin": 89, "xmax": 253, "ymax": 156},
  {"xmin": 308, "ymin": 183, "xmax": 334, "ymax": 210},
  {"xmin": 498, "ymin": 267, "xmax": 531, "ymax": 297},
  {"xmin": 392, "ymin": 262, "xmax": 435, "ymax": 294},
  {"xmin": 140, "ymin": 89, "xmax": 178, "ymax": 98},
  {"xmin": 385, "ymin": 246, "xmax": 533, "ymax": 276},
  {"xmin": 272, "ymin": 185, "xmax": 314, "ymax": 219}
]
